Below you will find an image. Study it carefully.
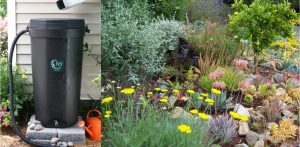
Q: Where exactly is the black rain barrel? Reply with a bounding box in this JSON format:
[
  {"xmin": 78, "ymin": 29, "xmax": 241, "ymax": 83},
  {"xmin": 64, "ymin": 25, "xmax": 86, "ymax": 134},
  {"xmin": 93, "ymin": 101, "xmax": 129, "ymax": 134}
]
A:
[{"xmin": 29, "ymin": 18, "xmax": 86, "ymax": 128}]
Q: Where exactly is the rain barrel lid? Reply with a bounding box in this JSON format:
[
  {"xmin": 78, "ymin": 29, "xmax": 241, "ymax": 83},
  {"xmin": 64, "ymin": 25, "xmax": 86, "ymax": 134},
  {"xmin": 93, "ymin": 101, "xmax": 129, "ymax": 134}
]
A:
[{"xmin": 30, "ymin": 18, "xmax": 85, "ymax": 29}]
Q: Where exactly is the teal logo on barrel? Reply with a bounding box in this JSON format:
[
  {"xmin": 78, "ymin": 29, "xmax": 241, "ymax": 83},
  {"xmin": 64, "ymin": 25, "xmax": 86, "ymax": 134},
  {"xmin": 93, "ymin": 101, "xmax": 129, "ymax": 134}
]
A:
[{"xmin": 49, "ymin": 58, "xmax": 64, "ymax": 72}]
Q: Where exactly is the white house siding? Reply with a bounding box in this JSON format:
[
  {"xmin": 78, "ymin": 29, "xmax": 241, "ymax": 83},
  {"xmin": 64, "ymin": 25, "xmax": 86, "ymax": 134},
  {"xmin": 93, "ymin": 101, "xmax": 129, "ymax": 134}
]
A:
[{"xmin": 9, "ymin": 0, "xmax": 101, "ymax": 99}]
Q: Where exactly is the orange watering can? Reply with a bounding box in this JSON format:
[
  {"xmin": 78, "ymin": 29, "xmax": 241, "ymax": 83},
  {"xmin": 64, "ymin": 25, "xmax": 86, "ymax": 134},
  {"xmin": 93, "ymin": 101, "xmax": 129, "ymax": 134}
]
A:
[{"xmin": 79, "ymin": 110, "xmax": 102, "ymax": 141}]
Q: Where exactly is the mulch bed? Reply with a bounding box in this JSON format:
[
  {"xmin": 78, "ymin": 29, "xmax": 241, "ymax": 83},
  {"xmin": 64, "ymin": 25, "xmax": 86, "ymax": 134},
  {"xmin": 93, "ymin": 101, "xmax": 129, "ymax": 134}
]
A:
[{"xmin": 0, "ymin": 124, "xmax": 101, "ymax": 147}]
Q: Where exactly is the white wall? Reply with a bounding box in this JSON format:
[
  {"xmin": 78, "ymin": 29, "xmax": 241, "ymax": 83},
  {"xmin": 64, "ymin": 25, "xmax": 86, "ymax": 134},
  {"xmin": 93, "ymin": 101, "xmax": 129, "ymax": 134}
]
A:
[{"xmin": 8, "ymin": 0, "xmax": 101, "ymax": 100}]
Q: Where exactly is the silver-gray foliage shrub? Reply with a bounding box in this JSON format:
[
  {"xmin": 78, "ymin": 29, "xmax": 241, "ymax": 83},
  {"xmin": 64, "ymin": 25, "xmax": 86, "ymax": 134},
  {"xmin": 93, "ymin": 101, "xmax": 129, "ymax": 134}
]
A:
[
  {"xmin": 208, "ymin": 114, "xmax": 237, "ymax": 144},
  {"xmin": 101, "ymin": 0, "xmax": 187, "ymax": 83}
]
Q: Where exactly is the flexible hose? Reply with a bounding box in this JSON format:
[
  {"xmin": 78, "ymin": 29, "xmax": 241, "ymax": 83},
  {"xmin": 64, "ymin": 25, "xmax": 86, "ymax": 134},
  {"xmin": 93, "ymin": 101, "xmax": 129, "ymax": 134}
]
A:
[{"xmin": 9, "ymin": 27, "xmax": 57, "ymax": 147}]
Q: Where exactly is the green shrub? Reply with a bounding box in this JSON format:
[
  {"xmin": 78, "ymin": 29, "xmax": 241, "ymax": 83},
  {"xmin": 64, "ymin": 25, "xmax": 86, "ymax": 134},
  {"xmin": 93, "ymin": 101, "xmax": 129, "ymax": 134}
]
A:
[
  {"xmin": 0, "ymin": 0, "xmax": 6, "ymax": 17},
  {"xmin": 101, "ymin": 0, "xmax": 187, "ymax": 83},
  {"xmin": 187, "ymin": 0, "xmax": 232, "ymax": 23},
  {"xmin": 149, "ymin": 0, "xmax": 193, "ymax": 21},
  {"xmin": 0, "ymin": 58, "xmax": 32, "ymax": 127},
  {"xmin": 228, "ymin": 0, "xmax": 299, "ymax": 56},
  {"xmin": 209, "ymin": 114, "xmax": 237, "ymax": 145},
  {"xmin": 258, "ymin": 84, "xmax": 276, "ymax": 97},
  {"xmin": 199, "ymin": 67, "xmax": 244, "ymax": 92},
  {"xmin": 0, "ymin": 17, "xmax": 7, "ymax": 58},
  {"xmin": 103, "ymin": 100, "xmax": 214, "ymax": 146}
]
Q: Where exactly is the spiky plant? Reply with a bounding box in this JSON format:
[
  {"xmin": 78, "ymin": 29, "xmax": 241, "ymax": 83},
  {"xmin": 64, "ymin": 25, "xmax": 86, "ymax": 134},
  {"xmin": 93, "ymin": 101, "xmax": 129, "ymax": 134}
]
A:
[
  {"xmin": 264, "ymin": 101, "xmax": 281, "ymax": 122},
  {"xmin": 258, "ymin": 84, "xmax": 276, "ymax": 97},
  {"xmin": 208, "ymin": 114, "xmax": 237, "ymax": 144},
  {"xmin": 244, "ymin": 94, "xmax": 254, "ymax": 104}
]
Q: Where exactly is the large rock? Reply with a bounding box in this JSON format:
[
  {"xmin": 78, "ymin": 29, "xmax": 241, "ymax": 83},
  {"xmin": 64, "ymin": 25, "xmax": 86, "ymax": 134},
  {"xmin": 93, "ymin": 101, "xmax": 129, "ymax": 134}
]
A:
[
  {"xmin": 259, "ymin": 130, "xmax": 271, "ymax": 141},
  {"xmin": 238, "ymin": 121, "xmax": 249, "ymax": 136},
  {"xmin": 168, "ymin": 96, "xmax": 178, "ymax": 106},
  {"xmin": 246, "ymin": 130, "xmax": 259, "ymax": 146},
  {"xmin": 287, "ymin": 78, "xmax": 299, "ymax": 88},
  {"xmin": 249, "ymin": 110, "xmax": 266, "ymax": 131},
  {"xmin": 234, "ymin": 104, "xmax": 250, "ymax": 117},
  {"xmin": 170, "ymin": 107, "xmax": 194, "ymax": 119},
  {"xmin": 273, "ymin": 73, "xmax": 284, "ymax": 84},
  {"xmin": 253, "ymin": 138, "xmax": 264, "ymax": 147}
]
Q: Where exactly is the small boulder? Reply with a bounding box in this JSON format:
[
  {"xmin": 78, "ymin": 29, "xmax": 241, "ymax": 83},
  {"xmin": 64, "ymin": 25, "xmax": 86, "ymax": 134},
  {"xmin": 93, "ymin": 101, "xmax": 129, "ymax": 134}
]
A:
[
  {"xmin": 33, "ymin": 120, "xmax": 41, "ymax": 125},
  {"xmin": 273, "ymin": 73, "xmax": 284, "ymax": 84},
  {"xmin": 67, "ymin": 142, "xmax": 74, "ymax": 147},
  {"xmin": 235, "ymin": 143, "xmax": 249, "ymax": 147},
  {"xmin": 253, "ymin": 139, "xmax": 264, "ymax": 147},
  {"xmin": 34, "ymin": 124, "xmax": 44, "ymax": 131},
  {"xmin": 170, "ymin": 107, "xmax": 194, "ymax": 119},
  {"xmin": 246, "ymin": 130, "xmax": 259, "ymax": 146},
  {"xmin": 238, "ymin": 121, "xmax": 249, "ymax": 136},
  {"xmin": 57, "ymin": 142, "xmax": 62, "ymax": 146},
  {"xmin": 259, "ymin": 130, "xmax": 271, "ymax": 140},
  {"xmin": 50, "ymin": 138, "xmax": 59, "ymax": 144},
  {"xmin": 27, "ymin": 121, "xmax": 32, "ymax": 126},
  {"xmin": 29, "ymin": 124, "xmax": 36, "ymax": 130},
  {"xmin": 249, "ymin": 110, "xmax": 266, "ymax": 131},
  {"xmin": 234, "ymin": 104, "xmax": 250, "ymax": 117},
  {"xmin": 278, "ymin": 100, "xmax": 287, "ymax": 111},
  {"xmin": 168, "ymin": 96, "xmax": 177, "ymax": 106},
  {"xmin": 282, "ymin": 110, "xmax": 293, "ymax": 118}
]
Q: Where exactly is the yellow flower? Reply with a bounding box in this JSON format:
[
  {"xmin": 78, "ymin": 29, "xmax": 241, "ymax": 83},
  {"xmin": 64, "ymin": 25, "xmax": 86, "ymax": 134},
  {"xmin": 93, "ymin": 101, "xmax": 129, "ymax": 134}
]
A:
[
  {"xmin": 198, "ymin": 96, "xmax": 204, "ymax": 100},
  {"xmin": 239, "ymin": 115, "xmax": 249, "ymax": 122},
  {"xmin": 105, "ymin": 111, "xmax": 112, "ymax": 115},
  {"xmin": 178, "ymin": 124, "xmax": 191, "ymax": 134},
  {"xmin": 120, "ymin": 88, "xmax": 135, "ymax": 95},
  {"xmin": 211, "ymin": 88, "xmax": 221, "ymax": 95},
  {"xmin": 229, "ymin": 111, "xmax": 249, "ymax": 121},
  {"xmin": 204, "ymin": 98, "xmax": 214, "ymax": 103},
  {"xmin": 147, "ymin": 92, "xmax": 153, "ymax": 95},
  {"xmin": 187, "ymin": 89, "xmax": 195, "ymax": 94},
  {"xmin": 104, "ymin": 114, "xmax": 110, "ymax": 118},
  {"xmin": 284, "ymin": 50, "xmax": 292, "ymax": 57},
  {"xmin": 229, "ymin": 111, "xmax": 240, "ymax": 119},
  {"xmin": 21, "ymin": 74, "xmax": 28, "ymax": 79},
  {"xmin": 173, "ymin": 89, "xmax": 180, "ymax": 93},
  {"xmin": 161, "ymin": 89, "xmax": 168, "ymax": 93},
  {"xmin": 201, "ymin": 93, "xmax": 208, "ymax": 97},
  {"xmin": 186, "ymin": 129, "xmax": 192, "ymax": 134},
  {"xmin": 189, "ymin": 109, "xmax": 198, "ymax": 114},
  {"xmin": 154, "ymin": 87, "xmax": 161, "ymax": 91},
  {"xmin": 160, "ymin": 98, "xmax": 168, "ymax": 103},
  {"xmin": 101, "ymin": 97, "xmax": 113, "ymax": 104},
  {"xmin": 198, "ymin": 113, "xmax": 210, "ymax": 120}
]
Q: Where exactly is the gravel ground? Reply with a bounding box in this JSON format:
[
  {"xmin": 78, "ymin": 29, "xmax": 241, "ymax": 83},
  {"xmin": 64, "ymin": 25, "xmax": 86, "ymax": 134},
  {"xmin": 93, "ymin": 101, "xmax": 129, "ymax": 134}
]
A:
[{"xmin": 0, "ymin": 126, "xmax": 101, "ymax": 147}]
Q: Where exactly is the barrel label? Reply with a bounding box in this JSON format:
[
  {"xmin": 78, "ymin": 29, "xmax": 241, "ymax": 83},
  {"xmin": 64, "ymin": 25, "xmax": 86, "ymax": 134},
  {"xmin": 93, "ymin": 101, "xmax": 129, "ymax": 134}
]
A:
[{"xmin": 49, "ymin": 58, "xmax": 64, "ymax": 72}]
